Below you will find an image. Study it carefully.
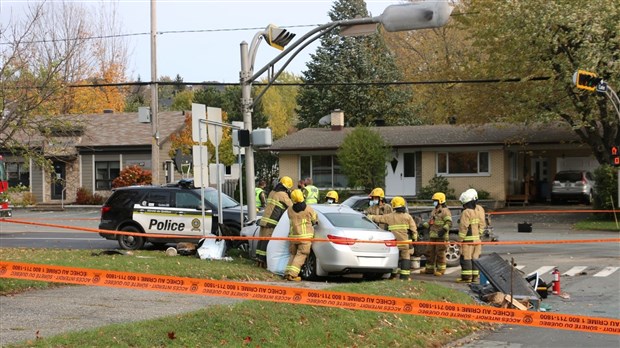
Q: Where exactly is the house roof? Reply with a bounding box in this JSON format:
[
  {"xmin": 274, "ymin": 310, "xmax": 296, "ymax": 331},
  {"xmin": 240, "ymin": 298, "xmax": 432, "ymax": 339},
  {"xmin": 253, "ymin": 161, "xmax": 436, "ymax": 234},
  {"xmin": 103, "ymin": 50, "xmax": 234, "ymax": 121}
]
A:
[
  {"xmin": 268, "ymin": 122, "xmax": 582, "ymax": 152},
  {"xmin": 14, "ymin": 111, "xmax": 186, "ymax": 149}
]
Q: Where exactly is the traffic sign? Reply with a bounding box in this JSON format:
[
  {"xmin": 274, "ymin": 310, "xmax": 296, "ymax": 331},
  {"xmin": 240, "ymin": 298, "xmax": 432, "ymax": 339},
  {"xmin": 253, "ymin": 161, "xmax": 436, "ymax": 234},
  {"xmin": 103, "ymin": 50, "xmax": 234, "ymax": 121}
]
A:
[{"xmin": 207, "ymin": 107, "xmax": 223, "ymax": 146}]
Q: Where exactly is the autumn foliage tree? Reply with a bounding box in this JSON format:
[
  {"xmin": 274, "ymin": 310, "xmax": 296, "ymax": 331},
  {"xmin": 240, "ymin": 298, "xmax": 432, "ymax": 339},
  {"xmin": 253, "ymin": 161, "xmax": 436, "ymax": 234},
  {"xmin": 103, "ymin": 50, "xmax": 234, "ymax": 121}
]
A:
[{"xmin": 112, "ymin": 165, "xmax": 152, "ymax": 188}]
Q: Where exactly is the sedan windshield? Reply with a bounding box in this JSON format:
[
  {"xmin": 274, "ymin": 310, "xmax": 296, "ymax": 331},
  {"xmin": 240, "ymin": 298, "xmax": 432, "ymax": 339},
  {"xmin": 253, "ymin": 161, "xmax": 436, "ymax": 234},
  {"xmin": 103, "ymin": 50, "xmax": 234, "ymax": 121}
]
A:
[{"xmin": 323, "ymin": 213, "xmax": 379, "ymax": 230}]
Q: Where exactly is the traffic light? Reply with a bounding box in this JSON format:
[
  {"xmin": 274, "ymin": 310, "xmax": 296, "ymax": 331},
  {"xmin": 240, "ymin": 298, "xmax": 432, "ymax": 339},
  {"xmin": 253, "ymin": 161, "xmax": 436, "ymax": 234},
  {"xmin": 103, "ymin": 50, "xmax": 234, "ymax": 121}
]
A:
[
  {"xmin": 575, "ymin": 69, "xmax": 602, "ymax": 92},
  {"xmin": 264, "ymin": 24, "xmax": 295, "ymax": 51},
  {"xmin": 612, "ymin": 145, "xmax": 620, "ymax": 166}
]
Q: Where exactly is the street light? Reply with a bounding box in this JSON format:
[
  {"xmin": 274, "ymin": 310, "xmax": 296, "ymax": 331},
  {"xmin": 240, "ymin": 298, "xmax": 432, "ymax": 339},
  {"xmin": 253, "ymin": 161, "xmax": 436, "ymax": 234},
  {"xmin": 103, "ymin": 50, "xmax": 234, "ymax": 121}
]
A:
[{"xmin": 240, "ymin": 0, "xmax": 454, "ymax": 222}]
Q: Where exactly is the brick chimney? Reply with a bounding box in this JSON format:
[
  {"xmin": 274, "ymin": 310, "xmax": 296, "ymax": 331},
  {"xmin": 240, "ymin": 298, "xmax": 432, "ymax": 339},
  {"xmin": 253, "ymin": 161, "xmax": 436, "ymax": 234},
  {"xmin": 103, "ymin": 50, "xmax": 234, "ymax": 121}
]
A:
[{"xmin": 331, "ymin": 109, "xmax": 344, "ymax": 131}]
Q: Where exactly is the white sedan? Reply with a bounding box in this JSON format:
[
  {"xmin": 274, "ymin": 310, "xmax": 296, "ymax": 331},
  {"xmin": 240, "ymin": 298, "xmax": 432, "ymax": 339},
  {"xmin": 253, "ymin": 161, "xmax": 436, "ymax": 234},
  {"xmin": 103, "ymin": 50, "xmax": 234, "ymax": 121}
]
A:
[{"xmin": 241, "ymin": 204, "xmax": 399, "ymax": 280}]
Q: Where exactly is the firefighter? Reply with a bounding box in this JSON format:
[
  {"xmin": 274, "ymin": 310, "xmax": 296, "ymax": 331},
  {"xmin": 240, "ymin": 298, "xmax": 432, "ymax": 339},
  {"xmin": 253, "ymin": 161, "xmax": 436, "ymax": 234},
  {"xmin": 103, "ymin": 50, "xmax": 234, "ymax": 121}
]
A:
[
  {"xmin": 364, "ymin": 187, "xmax": 393, "ymax": 230},
  {"xmin": 303, "ymin": 177, "xmax": 319, "ymax": 204},
  {"xmin": 325, "ymin": 190, "xmax": 339, "ymax": 204},
  {"xmin": 422, "ymin": 192, "xmax": 452, "ymax": 276},
  {"xmin": 368, "ymin": 196, "xmax": 417, "ymax": 280},
  {"xmin": 284, "ymin": 189, "xmax": 318, "ymax": 281},
  {"xmin": 255, "ymin": 180, "xmax": 267, "ymax": 210},
  {"xmin": 256, "ymin": 176, "xmax": 294, "ymax": 268},
  {"xmin": 456, "ymin": 189, "xmax": 485, "ymax": 283}
]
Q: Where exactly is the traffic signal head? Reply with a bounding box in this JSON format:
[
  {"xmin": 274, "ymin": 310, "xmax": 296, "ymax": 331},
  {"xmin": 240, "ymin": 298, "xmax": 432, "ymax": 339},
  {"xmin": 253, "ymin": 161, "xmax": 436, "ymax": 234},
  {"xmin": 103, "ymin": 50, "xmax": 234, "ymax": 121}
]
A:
[
  {"xmin": 264, "ymin": 24, "xmax": 295, "ymax": 51},
  {"xmin": 575, "ymin": 69, "xmax": 602, "ymax": 92}
]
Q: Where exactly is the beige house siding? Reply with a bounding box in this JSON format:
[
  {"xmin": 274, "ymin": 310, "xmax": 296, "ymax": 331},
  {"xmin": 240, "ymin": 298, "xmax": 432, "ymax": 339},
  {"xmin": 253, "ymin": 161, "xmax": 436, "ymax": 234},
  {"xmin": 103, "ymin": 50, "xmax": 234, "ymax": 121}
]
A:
[
  {"xmin": 278, "ymin": 154, "xmax": 300, "ymax": 182},
  {"xmin": 420, "ymin": 149, "xmax": 506, "ymax": 200}
]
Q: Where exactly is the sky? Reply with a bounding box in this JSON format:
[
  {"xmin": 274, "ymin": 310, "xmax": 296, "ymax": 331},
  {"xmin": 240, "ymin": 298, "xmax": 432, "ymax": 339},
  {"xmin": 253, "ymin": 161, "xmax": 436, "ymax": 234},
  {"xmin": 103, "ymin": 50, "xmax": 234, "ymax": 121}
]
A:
[{"xmin": 1, "ymin": 0, "xmax": 405, "ymax": 84}]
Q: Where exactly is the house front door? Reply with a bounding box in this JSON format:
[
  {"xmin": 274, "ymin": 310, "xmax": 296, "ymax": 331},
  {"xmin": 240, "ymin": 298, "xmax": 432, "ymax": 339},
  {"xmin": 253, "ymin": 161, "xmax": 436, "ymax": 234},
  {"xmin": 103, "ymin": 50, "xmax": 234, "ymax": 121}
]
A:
[
  {"xmin": 51, "ymin": 161, "xmax": 66, "ymax": 200},
  {"xmin": 385, "ymin": 151, "xmax": 416, "ymax": 196}
]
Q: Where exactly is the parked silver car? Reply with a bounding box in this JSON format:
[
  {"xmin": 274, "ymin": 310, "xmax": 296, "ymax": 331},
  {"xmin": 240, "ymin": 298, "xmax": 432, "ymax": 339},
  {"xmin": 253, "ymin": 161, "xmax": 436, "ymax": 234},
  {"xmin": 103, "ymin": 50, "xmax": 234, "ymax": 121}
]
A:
[
  {"xmin": 551, "ymin": 170, "xmax": 595, "ymax": 204},
  {"xmin": 240, "ymin": 204, "xmax": 399, "ymax": 280}
]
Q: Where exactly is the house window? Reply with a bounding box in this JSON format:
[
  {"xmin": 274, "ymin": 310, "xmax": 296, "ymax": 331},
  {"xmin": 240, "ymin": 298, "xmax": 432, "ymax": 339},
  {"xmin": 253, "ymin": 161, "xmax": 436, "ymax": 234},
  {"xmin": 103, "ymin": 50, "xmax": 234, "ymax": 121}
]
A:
[
  {"xmin": 299, "ymin": 155, "xmax": 346, "ymax": 188},
  {"xmin": 95, "ymin": 161, "xmax": 120, "ymax": 190},
  {"xmin": 403, "ymin": 153, "xmax": 416, "ymax": 177},
  {"xmin": 437, "ymin": 151, "xmax": 489, "ymax": 175},
  {"xmin": 7, "ymin": 162, "xmax": 30, "ymax": 187}
]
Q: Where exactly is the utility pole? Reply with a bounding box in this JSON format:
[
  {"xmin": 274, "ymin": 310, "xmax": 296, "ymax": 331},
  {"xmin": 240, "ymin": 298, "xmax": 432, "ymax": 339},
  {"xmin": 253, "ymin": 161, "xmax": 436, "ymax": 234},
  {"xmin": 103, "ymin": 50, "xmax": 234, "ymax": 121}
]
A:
[{"xmin": 150, "ymin": 0, "xmax": 160, "ymax": 184}]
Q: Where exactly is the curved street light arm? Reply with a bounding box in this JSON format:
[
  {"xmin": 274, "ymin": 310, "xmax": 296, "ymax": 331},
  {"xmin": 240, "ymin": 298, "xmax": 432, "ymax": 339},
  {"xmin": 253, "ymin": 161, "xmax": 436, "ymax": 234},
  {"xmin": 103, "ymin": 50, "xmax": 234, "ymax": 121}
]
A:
[
  {"xmin": 249, "ymin": 17, "xmax": 379, "ymax": 83},
  {"xmin": 251, "ymin": 26, "xmax": 337, "ymax": 108}
]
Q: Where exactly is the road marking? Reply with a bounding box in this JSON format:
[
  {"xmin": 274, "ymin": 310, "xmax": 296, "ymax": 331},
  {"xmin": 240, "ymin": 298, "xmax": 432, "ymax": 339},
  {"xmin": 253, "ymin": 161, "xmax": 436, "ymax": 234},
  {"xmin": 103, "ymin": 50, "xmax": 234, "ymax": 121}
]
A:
[
  {"xmin": 515, "ymin": 265, "xmax": 526, "ymax": 271},
  {"xmin": 527, "ymin": 266, "xmax": 555, "ymax": 276},
  {"xmin": 563, "ymin": 266, "xmax": 588, "ymax": 277},
  {"xmin": 593, "ymin": 266, "xmax": 619, "ymax": 277}
]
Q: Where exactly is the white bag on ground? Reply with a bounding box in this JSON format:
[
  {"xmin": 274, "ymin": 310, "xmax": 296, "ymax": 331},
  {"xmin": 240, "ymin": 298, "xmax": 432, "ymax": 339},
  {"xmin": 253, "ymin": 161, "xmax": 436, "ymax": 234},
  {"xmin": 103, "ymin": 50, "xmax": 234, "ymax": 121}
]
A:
[{"xmin": 197, "ymin": 234, "xmax": 226, "ymax": 260}]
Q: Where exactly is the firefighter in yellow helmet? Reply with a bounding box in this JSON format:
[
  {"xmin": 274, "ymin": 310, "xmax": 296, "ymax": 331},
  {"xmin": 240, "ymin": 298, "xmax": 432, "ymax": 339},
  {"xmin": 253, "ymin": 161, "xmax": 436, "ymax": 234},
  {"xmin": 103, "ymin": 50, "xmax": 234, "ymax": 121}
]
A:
[
  {"xmin": 368, "ymin": 196, "xmax": 417, "ymax": 280},
  {"xmin": 422, "ymin": 192, "xmax": 452, "ymax": 276},
  {"xmin": 364, "ymin": 187, "xmax": 392, "ymax": 230},
  {"xmin": 256, "ymin": 176, "xmax": 293, "ymax": 268},
  {"xmin": 325, "ymin": 190, "xmax": 339, "ymax": 204},
  {"xmin": 284, "ymin": 189, "xmax": 318, "ymax": 281},
  {"xmin": 456, "ymin": 189, "xmax": 485, "ymax": 283}
]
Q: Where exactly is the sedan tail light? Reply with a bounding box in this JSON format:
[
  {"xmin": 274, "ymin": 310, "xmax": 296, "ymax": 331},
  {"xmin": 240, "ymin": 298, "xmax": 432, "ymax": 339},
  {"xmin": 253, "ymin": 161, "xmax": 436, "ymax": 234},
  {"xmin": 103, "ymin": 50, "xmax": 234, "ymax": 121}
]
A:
[
  {"xmin": 327, "ymin": 234, "xmax": 357, "ymax": 245},
  {"xmin": 384, "ymin": 239, "xmax": 397, "ymax": 247}
]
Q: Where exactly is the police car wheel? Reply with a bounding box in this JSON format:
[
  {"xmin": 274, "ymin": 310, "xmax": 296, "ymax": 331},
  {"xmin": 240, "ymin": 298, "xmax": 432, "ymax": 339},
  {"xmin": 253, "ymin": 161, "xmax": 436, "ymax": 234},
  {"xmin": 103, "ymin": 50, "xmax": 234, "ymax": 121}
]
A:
[{"xmin": 118, "ymin": 225, "xmax": 145, "ymax": 250}]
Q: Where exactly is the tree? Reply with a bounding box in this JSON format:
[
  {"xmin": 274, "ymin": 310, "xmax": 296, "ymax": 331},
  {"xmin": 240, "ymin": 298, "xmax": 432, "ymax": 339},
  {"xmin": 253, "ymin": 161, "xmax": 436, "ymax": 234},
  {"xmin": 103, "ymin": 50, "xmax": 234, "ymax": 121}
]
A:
[
  {"xmin": 260, "ymin": 72, "xmax": 300, "ymax": 139},
  {"xmin": 112, "ymin": 165, "xmax": 152, "ymax": 188},
  {"xmin": 296, "ymin": 0, "xmax": 415, "ymax": 129},
  {"xmin": 456, "ymin": 0, "xmax": 620, "ymax": 165},
  {"xmin": 1, "ymin": 1, "xmax": 129, "ymax": 162},
  {"xmin": 171, "ymin": 89, "xmax": 194, "ymax": 112},
  {"xmin": 337, "ymin": 127, "xmax": 390, "ymax": 190}
]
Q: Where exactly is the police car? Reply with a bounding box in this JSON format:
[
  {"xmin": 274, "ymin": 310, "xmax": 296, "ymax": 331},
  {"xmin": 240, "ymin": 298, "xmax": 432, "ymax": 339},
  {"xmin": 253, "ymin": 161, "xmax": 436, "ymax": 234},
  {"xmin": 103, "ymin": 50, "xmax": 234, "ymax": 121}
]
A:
[{"xmin": 99, "ymin": 179, "xmax": 248, "ymax": 250}]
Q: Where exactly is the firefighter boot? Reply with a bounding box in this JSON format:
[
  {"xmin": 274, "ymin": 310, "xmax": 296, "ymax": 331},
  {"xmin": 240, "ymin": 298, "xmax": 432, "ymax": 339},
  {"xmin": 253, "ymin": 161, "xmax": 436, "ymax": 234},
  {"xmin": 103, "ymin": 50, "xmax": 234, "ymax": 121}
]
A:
[
  {"xmin": 424, "ymin": 265, "xmax": 435, "ymax": 275},
  {"xmin": 399, "ymin": 259, "xmax": 412, "ymax": 281},
  {"xmin": 285, "ymin": 274, "xmax": 301, "ymax": 282}
]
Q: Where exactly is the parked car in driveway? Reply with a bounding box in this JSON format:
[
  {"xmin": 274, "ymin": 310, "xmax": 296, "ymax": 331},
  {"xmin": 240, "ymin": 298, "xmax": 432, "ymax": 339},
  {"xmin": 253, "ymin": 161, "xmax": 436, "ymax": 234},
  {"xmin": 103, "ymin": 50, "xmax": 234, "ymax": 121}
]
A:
[
  {"xmin": 99, "ymin": 179, "xmax": 248, "ymax": 250},
  {"xmin": 241, "ymin": 204, "xmax": 399, "ymax": 280},
  {"xmin": 342, "ymin": 194, "xmax": 497, "ymax": 267},
  {"xmin": 551, "ymin": 170, "xmax": 595, "ymax": 204}
]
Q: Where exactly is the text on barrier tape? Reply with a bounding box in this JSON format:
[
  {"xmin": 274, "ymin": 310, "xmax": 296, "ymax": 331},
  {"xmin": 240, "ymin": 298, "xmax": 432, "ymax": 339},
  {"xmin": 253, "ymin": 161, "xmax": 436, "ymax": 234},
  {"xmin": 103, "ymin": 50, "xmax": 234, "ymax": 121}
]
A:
[{"xmin": 1, "ymin": 261, "xmax": 619, "ymax": 335}]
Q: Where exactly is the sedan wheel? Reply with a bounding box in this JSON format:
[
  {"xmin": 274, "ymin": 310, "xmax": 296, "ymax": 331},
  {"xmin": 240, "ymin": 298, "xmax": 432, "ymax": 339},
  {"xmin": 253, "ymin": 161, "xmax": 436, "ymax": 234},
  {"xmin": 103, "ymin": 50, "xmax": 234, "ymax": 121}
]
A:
[
  {"xmin": 445, "ymin": 234, "xmax": 461, "ymax": 268},
  {"xmin": 300, "ymin": 252, "xmax": 319, "ymax": 281},
  {"xmin": 118, "ymin": 225, "xmax": 145, "ymax": 250}
]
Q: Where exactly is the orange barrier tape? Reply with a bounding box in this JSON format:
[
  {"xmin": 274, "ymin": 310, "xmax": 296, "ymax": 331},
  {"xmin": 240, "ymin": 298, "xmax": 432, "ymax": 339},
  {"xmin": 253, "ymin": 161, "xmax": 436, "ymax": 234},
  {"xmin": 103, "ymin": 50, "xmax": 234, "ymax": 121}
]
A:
[
  {"xmin": 488, "ymin": 209, "xmax": 620, "ymax": 215},
  {"xmin": 2, "ymin": 218, "xmax": 619, "ymax": 246},
  {"xmin": 1, "ymin": 261, "xmax": 618, "ymax": 335}
]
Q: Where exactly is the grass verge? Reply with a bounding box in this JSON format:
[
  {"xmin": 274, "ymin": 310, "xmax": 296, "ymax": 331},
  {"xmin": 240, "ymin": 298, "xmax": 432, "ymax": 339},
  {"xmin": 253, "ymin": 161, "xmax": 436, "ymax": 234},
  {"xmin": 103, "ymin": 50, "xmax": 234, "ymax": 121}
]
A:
[
  {"xmin": 6, "ymin": 280, "xmax": 488, "ymax": 348},
  {"xmin": 574, "ymin": 217, "xmax": 620, "ymax": 231}
]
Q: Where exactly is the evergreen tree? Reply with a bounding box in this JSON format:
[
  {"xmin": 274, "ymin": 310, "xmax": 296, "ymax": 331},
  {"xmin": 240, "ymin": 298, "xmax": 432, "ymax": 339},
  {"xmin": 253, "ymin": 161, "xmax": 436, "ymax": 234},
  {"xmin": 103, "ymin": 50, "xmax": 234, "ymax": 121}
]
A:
[
  {"xmin": 337, "ymin": 127, "xmax": 391, "ymax": 190},
  {"xmin": 296, "ymin": 0, "xmax": 415, "ymax": 129}
]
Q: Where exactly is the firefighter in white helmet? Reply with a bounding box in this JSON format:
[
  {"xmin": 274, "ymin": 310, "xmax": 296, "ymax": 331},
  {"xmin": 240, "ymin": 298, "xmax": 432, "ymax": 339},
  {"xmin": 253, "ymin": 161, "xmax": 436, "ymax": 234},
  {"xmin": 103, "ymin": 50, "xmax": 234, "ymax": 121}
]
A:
[
  {"xmin": 284, "ymin": 189, "xmax": 318, "ymax": 281},
  {"xmin": 368, "ymin": 196, "xmax": 417, "ymax": 280},
  {"xmin": 422, "ymin": 192, "xmax": 452, "ymax": 276},
  {"xmin": 364, "ymin": 187, "xmax": 392, "ymax": 230},
  {"xmin": 457, "ymin": 189, "xmax": 485, "ymax": 283}
]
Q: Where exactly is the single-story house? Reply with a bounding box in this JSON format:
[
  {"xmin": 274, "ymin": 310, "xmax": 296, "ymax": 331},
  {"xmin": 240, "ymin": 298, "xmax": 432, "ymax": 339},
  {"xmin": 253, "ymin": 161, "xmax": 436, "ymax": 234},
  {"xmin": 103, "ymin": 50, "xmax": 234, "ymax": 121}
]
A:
[
  {"xmin": 266, "ymin": 111, "xmax": 599, "ymax": 204},
  {"xmin": 2, "ymin": 111, "xmax": 187, "ymax": 204}
]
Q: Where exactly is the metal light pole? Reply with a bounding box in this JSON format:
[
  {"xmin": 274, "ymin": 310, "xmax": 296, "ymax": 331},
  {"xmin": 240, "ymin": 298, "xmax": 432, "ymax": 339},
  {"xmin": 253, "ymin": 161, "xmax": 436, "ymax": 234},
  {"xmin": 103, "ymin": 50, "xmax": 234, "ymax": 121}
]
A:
[
  {"xmin": 240, "ymin": 1, "xmax": 453, "ymax": 222},
  {"xmin": 150, "ymin": 0, "xmax": 160, "ymax": 185}
]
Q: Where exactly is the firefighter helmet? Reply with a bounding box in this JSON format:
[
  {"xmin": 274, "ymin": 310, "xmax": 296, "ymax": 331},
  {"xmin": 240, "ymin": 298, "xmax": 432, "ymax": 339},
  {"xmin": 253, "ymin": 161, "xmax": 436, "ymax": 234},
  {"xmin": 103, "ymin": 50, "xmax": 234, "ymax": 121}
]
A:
[
  {"xmin": 291, "ymin": 189, "xmax": 305, "ymax": 203},
  {"xmin": 391, "ymin": 196, "xmax": 406, "ymax": 208},
  {"xmin": 459, "ymin": 190, "xmax": 477, "ymax": 205},
  {"xmin": 369, "ymin": 187, "xmax": 385, "ymax": 199},
  {"xmin": 279, "ymin": 176, "xmax": 294, "ymax": 190},
  {"xmin": 326, "ymin": 190, "xmax": 339, "ymax": 203},
  {"xmin": 465, "ymin": 188, "xmax": 478, "ymax": 201},
  {"xmin": 431, "ymin": 192, "xmax": 446, "ymax": 204}
]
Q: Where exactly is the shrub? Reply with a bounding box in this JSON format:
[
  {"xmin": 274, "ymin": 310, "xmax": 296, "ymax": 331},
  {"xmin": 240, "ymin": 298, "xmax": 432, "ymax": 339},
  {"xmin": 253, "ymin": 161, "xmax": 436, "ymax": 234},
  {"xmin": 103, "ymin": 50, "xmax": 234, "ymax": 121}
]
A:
[
  {"xmin": 419, "ymin": 175, "xmax": 456, "ymax": 199},
  {"xmin": 76, "ymin": 187, "xmax": 108, "ymax": 205},
  {"xmin": 112, "ymin": 165, "xmax": 152, "ymax": 188},
  {"xmin": 593, "ymin": 164, "xmax": 617, "ymax": 211}
]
